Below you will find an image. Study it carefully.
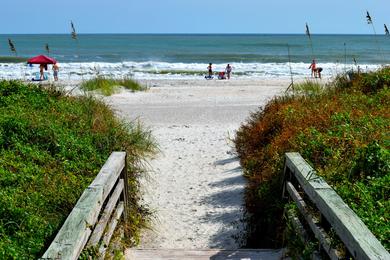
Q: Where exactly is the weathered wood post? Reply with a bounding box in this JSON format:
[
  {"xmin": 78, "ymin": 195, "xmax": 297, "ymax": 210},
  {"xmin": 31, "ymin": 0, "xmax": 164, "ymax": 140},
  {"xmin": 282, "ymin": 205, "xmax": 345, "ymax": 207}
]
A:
[{"xmin": 120, "ymin": 153, "xmax": 130, "ymax": 237}]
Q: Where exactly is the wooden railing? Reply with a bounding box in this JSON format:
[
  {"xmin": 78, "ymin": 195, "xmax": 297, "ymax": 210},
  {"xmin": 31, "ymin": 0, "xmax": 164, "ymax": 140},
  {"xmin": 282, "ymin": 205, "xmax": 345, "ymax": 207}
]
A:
[
  {"xmin": 282, "ymin": 152, "xmax": 389, "ymax": 260},
  {"xmin": 42, "ymin": 152, "xmax": 130, "ymax": 259}
]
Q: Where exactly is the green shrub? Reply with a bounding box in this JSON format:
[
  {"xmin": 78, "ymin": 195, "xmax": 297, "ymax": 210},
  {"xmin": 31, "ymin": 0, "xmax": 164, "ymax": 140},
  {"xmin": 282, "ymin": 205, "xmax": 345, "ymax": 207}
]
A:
[
  {"xmin": 334, "ymin": 67, "xmax": 390, "ymax": 93},
  {"xmin": 0, "ymin": 80, "xmax": 156, "ymax": 258},
  {"xmin": 235, "ymin": 68, "xmax": 390, "ymax": 250},
  {"xmin": 351, "ymin": 141, "xmax": 389, "ymax": 179}
]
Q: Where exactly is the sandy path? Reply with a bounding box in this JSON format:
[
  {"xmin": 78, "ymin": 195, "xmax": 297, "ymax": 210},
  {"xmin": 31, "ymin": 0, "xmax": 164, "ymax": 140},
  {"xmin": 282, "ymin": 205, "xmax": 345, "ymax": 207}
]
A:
[{"xmin": 104, "ymin": 79, "xmax": 288, "ymax": 249}]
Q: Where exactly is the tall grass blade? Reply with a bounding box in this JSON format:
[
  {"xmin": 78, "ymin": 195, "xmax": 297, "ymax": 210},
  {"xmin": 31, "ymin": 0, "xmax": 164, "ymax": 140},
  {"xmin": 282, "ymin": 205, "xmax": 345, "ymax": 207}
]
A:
[
  {"xmin": 344, "ymin": 43, "xmax": 347, "ymax": 72},
  {"xmin": 305, "ymin": 23, "xmax": 311, "ymax": 39},
  {"xmin": 286, "ymin": 44, "xmax": 294, "ymax": 92},
  {"xmin": 45, "ymin": 43, "xmax": 50, "ymax": 55},
  {"xmin": 8, "ymin": 38, "xmax": 17, "ymax": 56},
  {"xmin": 365, "ymin": 11, "xmax": 385, "ymax": 64},
  {"xmin": 366, "ymin": 11, "xmax": 372, "ymax": 24},
  {"xmin": 71, "ymin": 21, "xmax": 77, "ymax": 40},
  {"xmin": 305, "ymin": 23, "xmax": 315, "ymax": 60}
]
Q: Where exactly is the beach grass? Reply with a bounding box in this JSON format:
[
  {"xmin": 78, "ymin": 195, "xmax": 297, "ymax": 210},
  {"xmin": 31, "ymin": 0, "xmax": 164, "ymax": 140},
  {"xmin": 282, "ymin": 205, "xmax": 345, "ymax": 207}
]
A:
[
  {"xmin": 235, "ymin": 68, "xmax": 390, "ymax": 250},
  {"xmin": 0, "ymin": 56, "xmax": 27, "ymax": 63},
  {"xmin": 81, "ymin": 76, "xmax": 146, "ymax": 96},
  {"xmin": 0, "ymin": 80, "xmax": 157, "ymax": 258},
  {"xmin": 291, "ymin": 80, "xmax": 324, "ymax": 96}
]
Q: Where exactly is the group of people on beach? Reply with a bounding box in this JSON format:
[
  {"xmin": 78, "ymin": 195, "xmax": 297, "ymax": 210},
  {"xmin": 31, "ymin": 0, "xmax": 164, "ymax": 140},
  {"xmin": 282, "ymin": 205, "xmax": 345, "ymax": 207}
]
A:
[
  {"xmin": 206, "ymin": 63, "xmax": 232, "ymax": 80},
  {"xmin": 309, "ymin": 59, "xmax": 323, "ymax": 79},
  {"xmin": 206, "ymin": 60, "xmax": 323, "ymax": 80},
  {"xmin": 34, "ymin": 59, "xmax": 322, "ymax": 81},
  {"xmin": 38, "ymin": 63, "xmax": 59, "ymax": 81}
]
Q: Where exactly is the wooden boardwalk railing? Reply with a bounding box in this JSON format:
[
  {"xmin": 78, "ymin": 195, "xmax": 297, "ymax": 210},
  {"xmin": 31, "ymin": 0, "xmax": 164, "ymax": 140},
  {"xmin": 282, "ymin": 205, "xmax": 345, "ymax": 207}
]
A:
[
  {"xmin": 42, "ymin": 152, "xmax": 129, "ymax": 259},
  {"xmin": 282, "ymin": 152, "xmax": 389, "ymax": 260}
]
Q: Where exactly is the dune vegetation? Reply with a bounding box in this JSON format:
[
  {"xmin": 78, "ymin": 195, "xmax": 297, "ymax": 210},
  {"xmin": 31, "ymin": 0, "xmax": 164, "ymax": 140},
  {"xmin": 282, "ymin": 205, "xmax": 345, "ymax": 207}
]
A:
[
  {"xmin": 0, "ymin": 80, "xmax": 156, "ymax": 259},
  {"xmin": 235, "ymin": 68, "xmax": 389, "ymax": 250},
  {"xmin": 80, "ymin": 76, "xmax": 146, "ymax": 96}
]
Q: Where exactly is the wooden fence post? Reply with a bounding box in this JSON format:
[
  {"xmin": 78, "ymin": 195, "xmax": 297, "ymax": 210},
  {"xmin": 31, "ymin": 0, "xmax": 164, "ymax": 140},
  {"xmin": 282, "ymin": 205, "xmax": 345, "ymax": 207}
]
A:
[{"xmin": 120, "ymin": 153, "xmax": 130, "ymax": 237}]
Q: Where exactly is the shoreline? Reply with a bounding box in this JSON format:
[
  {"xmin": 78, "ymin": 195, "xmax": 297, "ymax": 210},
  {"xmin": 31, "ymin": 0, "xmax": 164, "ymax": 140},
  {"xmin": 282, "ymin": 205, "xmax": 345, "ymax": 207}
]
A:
[{"xmin": 0, "ymin": 59, "xmax": 378, "ymax": 82}]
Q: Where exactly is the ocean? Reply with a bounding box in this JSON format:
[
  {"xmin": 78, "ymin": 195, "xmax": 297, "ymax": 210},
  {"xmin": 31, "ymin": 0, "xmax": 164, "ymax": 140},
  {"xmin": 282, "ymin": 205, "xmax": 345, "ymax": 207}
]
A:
[{"xmin": 0, "ymin": 34, "xmax": 388, "ymax": 80}]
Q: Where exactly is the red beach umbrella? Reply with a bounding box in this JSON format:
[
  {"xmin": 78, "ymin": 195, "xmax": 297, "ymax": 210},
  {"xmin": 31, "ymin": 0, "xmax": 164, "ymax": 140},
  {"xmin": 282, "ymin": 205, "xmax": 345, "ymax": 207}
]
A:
[{"xmin": 27, "ymin": 55, "xmax": 57, "ymax": 64}]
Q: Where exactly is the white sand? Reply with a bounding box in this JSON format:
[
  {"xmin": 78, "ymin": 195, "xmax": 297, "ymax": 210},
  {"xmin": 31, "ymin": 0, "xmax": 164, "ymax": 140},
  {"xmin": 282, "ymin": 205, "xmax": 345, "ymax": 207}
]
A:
[{"xmin": 103, "ymin": 79, "xmax": 289, "ymax": 249}]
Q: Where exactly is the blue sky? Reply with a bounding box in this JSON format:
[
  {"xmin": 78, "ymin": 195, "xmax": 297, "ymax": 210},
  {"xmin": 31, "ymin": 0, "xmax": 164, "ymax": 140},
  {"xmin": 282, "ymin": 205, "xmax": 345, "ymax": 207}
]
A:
[{"xmin": 1, "ymin": 0, "xmax": 389, "ymax": 34}]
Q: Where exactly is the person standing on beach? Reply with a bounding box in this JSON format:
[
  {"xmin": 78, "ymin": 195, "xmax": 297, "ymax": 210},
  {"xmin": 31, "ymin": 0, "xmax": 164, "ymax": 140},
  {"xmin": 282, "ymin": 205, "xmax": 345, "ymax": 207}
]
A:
[
  {"xmin": 308, "ymin": 59, "xmax": 317, "ymax": 78},
  {"xmin": 52, "ymin": 63, "xmax": 59, "ymax": 81},
  {"xmin": 208, "ymin": 63, "xmax": 213, "ymax": 77},
  {"xmin": 316, "ymin": 67, "xmax": 323, "ymax": 79},
  {"xmin": 39, "ymin": 64, "xmax": 44, "ymax": 80},
  {"xmin": 225, "ymin": 64, "xmax": 232, "ymax": 79}
]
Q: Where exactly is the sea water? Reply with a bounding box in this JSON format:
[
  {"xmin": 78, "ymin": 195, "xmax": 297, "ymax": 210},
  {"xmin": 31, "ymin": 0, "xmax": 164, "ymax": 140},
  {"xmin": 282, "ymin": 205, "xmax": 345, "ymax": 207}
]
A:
[{"xmin": 0, "ymin": 34, "xmax": 388, "ymax": 80}]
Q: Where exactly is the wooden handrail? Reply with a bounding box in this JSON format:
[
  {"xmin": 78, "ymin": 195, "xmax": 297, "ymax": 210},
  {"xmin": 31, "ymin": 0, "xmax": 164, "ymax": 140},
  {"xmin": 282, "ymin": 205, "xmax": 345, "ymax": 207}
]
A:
[
  {"xmin": 42, "ymin": 152, "xmax": 129, "ymax": 259},
  {"xmin": 283, "ymin": 152, "xmax": 389, "ymax": 260}
]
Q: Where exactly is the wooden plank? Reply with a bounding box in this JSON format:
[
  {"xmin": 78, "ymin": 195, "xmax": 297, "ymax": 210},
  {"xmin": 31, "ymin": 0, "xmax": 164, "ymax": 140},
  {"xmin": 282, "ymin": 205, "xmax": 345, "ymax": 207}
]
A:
[
  {"xmin": 87, "ymin": 179, "xmax": 124, "ymax": 247},
  {"xmin": 98, "ymin": 202, "xmax": 124, "ymax": 259},
  {"xmin": 287, "ymin": 182, "xmax": 341, "ymax": 260},
  {"xmin": 126, "ymin": 249, "xmax": 286, "ymax": 260},
  {"xmin": 42, "ymin": 186, "xmax": 103, "ymax": 259},
  {"xmin": 285, "ymin": 153, "xmax": 389, "ymax": 260},
  {"xmin": 90, "ymin": 152, "xmax": 126, "ymax": 202}
]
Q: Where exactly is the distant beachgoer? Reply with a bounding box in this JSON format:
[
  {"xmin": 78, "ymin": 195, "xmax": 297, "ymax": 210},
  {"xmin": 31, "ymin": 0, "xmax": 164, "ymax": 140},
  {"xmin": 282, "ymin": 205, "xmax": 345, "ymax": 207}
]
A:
[
  {"xmin": 308, "ymin": 59, "xmax": 316, "ymax": 78},
  {"xmin": 218, "ymin": 71, "xmax": 226, "ymax": 80},
  {"xmin": 316, "ymin": 67, "xmax": 323, "ymax": 79},
  {"xmin": 39, "ymin": 64, "xmax": 44, "ymax": 80},
  {"xmin": 225, "ymin": 64, "xmax": 232, "ymax": 79},
  {"xmin": 207, "ymin": 63, "xmax": 213, "ymax": 77},
  {"xmin": 53, "ymin": 63, "xmax": 59, "ymax": 81}
]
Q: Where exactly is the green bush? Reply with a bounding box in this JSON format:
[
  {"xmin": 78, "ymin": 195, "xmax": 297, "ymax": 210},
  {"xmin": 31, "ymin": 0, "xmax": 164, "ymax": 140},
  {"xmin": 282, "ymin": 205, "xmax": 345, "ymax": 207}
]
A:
[
  {"xmin": 81, "ymin": 76, "xmax": 146, "ymax": 96},
  {"xmin": 0, "ymin": 80, "xmax": 156, "ymax": 259},
  {"xmin": 335, "ymin": 67, "xmax": 390, "ymax": 93},
  {"xmin": 235, "ymin": 68, "xmax": 390, "ymax": 250}
]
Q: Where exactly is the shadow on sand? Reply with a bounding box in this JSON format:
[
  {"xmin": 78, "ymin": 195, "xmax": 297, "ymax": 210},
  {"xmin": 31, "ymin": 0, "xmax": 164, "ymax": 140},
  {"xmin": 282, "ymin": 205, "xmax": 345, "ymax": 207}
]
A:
[{"xmin": 200, "ymin": 156, "xmax": 248, "ymax": 248}]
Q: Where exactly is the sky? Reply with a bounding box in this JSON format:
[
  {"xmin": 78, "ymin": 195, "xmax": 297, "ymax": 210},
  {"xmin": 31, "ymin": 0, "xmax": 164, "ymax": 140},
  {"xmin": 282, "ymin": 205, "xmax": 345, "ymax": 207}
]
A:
[{"xmin": 1, "ymin": 0, "xmax": 389, "ymax": 34}]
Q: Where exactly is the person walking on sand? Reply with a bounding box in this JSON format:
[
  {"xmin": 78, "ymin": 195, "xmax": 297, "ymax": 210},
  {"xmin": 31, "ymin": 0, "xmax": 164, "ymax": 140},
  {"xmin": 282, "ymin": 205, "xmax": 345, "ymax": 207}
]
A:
[
  {"xmin": 225, "ymin": 64, "xmax": 232, "ymax": 79},
  {"xmin": 308, "ymin": 59, "xmax": 317, "ymax": 78},
  {"xmin": 207, "ymin": 63, "xmax": 213, "ymax": 77},
  {"xmin": 52, "ymin": 63, "xmax": 59, "ymax": 81}
]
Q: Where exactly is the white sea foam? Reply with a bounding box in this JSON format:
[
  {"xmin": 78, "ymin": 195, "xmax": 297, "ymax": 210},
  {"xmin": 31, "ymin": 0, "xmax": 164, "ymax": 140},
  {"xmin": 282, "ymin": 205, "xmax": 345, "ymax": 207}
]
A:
[{"xmin": 0, "ymin": 61, "xmax": 380, "ymax": 81}]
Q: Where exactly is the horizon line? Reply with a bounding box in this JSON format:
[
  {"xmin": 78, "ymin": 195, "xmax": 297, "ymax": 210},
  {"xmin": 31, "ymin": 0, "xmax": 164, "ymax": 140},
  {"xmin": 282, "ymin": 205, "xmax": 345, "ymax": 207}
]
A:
[{"xmin": 0, "ymin": 32, "xmax": 384, "ymax": 36}]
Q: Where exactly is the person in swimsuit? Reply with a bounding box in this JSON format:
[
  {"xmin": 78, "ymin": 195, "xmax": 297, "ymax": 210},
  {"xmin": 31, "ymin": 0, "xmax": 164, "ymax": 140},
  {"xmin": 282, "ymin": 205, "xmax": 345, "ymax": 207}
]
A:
[
  {"xmin": 207, "ymin": 63, "xmax": 213, "ymax": 77},
  {"xmin": 225, "ymin": 64, "xmax": 232, "ymax": 79},
  {"xmin": 39, "ymin": 64, "xmax": 44, "ymax": 80},
  {"xmin": 308, "ymin": 59, "xmax": 317, "ymax": 78},
  {"xmin": 52, "ymin": 63, "xmax": 59, "ymax": 81},
  {"xmin": 316, "ymin": 67, "xmax": 323, "ymax": 79}
]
